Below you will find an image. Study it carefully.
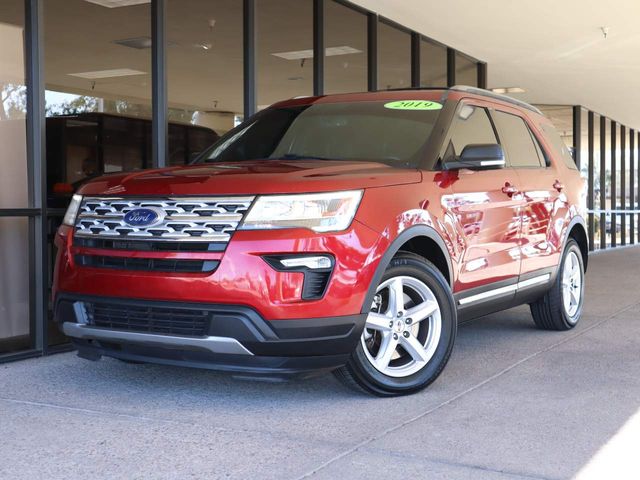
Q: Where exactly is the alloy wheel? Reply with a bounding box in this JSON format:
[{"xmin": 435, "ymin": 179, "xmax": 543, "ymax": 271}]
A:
[
  {"xmin": 562, "ymin": 250, "xmax": 582, "ymax": 319},
  {"xmin": 361, "ymin": 275, "xmax": 442, "ymax": 378}
]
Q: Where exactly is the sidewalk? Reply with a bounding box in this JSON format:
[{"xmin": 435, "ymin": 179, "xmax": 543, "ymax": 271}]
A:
[{"xmin": 2, "ymin": 247, "xmax": 640, "ymax": 480}]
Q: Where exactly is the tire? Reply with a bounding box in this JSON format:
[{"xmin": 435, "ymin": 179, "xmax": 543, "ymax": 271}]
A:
[
  {"xmin": 530, "ymin": 239, "xmax": 585, "ymax": 331},
  {"xmin": 334, "ymin": 252, "xmax": 457, "ymax": 397}
]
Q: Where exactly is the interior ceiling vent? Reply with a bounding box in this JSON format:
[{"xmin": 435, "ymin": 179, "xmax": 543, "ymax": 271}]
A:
[{"xmin": 84, "ymin": 0, "xmax": 150, "ymax": 7}]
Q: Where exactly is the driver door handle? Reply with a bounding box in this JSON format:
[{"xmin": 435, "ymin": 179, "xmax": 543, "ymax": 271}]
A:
[{"xmin": 502, "ymin": 182, "xmax": 518, "ymax": 196}]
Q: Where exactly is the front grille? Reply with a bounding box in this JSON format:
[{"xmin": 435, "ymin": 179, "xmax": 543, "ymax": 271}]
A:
[
  {"xmin": 75, "ymin": 255, "xmax": 219, "ymax": 273},
  {"xmin": 85, "ymin": 302, "xmax": 210, "ymax": 336},
  {"xmin": 74, "ymin": 196, "xmax": 254, "ymax": 243}
]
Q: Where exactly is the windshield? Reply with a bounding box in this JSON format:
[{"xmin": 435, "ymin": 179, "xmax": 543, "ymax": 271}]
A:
[{"xmin": 198, "ymin": 100, "xmax": 443, "ymax": 168}]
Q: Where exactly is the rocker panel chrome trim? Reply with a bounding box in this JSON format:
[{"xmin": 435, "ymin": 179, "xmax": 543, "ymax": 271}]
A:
[{"xmin": 457, "ymin": 273, "xmax": 551, "ymax": 306}]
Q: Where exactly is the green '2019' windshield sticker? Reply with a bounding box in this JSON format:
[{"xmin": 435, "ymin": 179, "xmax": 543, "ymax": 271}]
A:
[{"xmin": 384, "ymin": 100, "xmax": 443, "ymax": 110}]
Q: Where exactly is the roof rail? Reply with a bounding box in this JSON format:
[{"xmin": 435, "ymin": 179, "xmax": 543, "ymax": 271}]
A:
[{"xmin": 450, "ymin": 85, "xmax": 542, "ymax": 115}]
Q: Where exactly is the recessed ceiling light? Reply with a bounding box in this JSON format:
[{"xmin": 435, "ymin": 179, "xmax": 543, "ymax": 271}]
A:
[
  {"xmin": 491, "ymin": 87, "xmax": 526, "ymax": 94},
  {"xmin": 272, "ymin": 45, "xmax": 362, "ymax": 60},
  {"xmin": 84, "ymin": 0, "xmax": 150, "ymax": 7},
  {"xmin": 326, "ymin": 46, "xmax": 362, "ymax": 56},
  {"xmin": 68, "ymin": 68, "xmax": 147, "ymax": 79}
]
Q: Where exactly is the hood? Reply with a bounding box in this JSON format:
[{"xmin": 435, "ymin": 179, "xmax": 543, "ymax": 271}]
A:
[{"xmin": 77, "ymin": 160, "xmax": 422, "ymax": 196}]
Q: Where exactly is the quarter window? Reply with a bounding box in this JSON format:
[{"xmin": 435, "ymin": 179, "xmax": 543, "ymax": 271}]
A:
[{"xmin": 492, "ymin": 111, "xmax": 544, "ymax": 168}]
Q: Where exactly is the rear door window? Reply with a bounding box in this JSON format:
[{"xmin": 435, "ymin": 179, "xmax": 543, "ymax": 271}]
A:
[
  {"xmin": 492, "ymin": 111, "xmax": 544, "ymax": 168},
  {"xmin": 541, "ymin": 122, "xmax": 577, "ymax": 169}
]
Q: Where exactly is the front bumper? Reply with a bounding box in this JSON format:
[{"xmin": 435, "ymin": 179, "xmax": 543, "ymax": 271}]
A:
[
  {"xmin": 53, "ymin": 220, "xmax": 387, "ymax": 321},
  {"xmin": 55, "ymin": 294, "xmax": 366, "ymax": 376}
]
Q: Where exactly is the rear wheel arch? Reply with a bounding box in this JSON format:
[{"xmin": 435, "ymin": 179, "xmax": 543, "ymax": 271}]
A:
[{"xmin": 361, "ymin": 225, "xmax": 453, "ymax": 314}]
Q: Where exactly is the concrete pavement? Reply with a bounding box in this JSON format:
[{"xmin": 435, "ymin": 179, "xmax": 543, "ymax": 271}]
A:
[{"xmin": 2, "ymin": 246, "xmax": 640, "ymax": 479}]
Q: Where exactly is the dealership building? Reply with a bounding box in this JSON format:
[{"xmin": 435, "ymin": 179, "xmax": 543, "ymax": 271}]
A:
[{"xmin": 0, "ymin": 0, "xmax": 638, "ymax": 362}]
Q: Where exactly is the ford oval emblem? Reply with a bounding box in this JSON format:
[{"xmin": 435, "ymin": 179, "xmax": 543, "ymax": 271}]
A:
[{"xmin": 123, "ymin": 207, "xmax": 165, "ymax": 228}]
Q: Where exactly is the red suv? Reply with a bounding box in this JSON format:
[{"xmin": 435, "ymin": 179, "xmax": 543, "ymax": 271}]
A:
[{"xmin": 53, "ymin": 87, "xmax": 588, "ymax": 396}]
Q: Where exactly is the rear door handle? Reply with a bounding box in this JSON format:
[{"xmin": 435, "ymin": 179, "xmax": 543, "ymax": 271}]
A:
[
  {"xmin": 553, "ymin": 180, "xmax": 564, "ymax": 192},
  {"xmin": 502, "ymin": 182, "xmax": 518, "ymax": 196}
]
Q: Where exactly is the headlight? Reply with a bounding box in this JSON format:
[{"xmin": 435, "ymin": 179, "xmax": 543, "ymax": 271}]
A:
[
  {"xmin": 241, "ymin": 190, "xmax": 363, "ymax": 233},
  {"xmin": 63, "ymin": 194, "xmax": 83, "ymax": 226}
]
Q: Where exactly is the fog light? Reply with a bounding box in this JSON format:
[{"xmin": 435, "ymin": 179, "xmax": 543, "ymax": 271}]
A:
[
  {"xmin": 280, "ymin": 256, "xmax": 332, "ymax": 270},
  {"xmin": 263, "ymin": 254, "xmax": 335, "ymax": 300}
]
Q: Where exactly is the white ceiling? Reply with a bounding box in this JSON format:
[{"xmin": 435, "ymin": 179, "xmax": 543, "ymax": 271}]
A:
[{"xmin": 354, "ymin": 0, "xmax": 640, "ymax": 129}]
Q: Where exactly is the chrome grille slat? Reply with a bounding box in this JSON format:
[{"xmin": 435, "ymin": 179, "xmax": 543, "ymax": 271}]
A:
[{"xmin": 75, "ymin": 196, "xmax": 254, "ymax": 243}]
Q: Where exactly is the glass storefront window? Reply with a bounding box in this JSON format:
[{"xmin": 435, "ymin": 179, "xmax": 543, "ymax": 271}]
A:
[
  {"xmin": 0, "ymin": 1, "xmax": 28, "ymax": 208},
  {"xmin": 44, "ymin": 0, "xmax": 153, "ymax": 201},
  {"xmin": 167, "ymin": 0, "xmax": 242, "ymax": 139},
  {"xmin": 420, "ymin": 39, "xmax": 447, "ymax": 87},
  {"xmin": 257, "ymin": 0, "xmax": 313, "ymax": 109},
  {"xmin": 324, "ymin": 0, "xmax": 367, "ymax": 94},
  {"xmin": 0, "ymin": 2, "xmax": 32, "ymax": 356},
  {"xmin": 378, "ymin": 21, "xmax": 410, "ymax": 90},
  {"xmin": 455, "ymin": 52, "xmax": 477, "ymax": 87},
  {"xmin": 0, "ymin": 217, "xmax": 31, "ymax": 355}
]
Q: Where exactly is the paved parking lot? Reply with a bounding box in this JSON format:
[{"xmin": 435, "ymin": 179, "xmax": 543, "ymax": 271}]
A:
[{"xmin": 2, "ymin": 246, "xmax": 640, "ymax": 480}]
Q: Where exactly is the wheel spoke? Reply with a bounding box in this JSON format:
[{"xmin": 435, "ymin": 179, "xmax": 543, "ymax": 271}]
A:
[
  {"xmin": 375, "ymin": 332, "xmax": 398, "ymax": 370},
  {"xmin": 400, "ymin": 335, "xmax": 431, "ymax": 364},
  {"xmin": 405, "ymin": 300, "xmax": 439, "ymax": 323},
  {"xmin": 570, "ymin": 289, "xmax": 579, "ymax": 307},
  {"xmin": 365, "ymin": 312, "xmax": 392, "ymax": 331},
  {"xmin": 570, "ymin": 255, "xmax": 578, "ymax": 276},
  {"xmin": 563, "ymin": 264, "xmax": 572, "ymax": 283},
  {"xmin": 571, "ymin": 271, "xmax": 581, "ymax": 285},
  {"xmin": 387, "ymin": 277, "xmax": 405, "ymax": 317}
]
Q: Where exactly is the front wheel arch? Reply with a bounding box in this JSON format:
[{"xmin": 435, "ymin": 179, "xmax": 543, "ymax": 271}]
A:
[{"xmin": 360, "ymin": 225, "xmax": 454, "ymax": 315}]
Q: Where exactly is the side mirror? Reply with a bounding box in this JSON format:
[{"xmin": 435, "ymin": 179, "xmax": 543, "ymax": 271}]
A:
[{"xmin": 443, "ymin": 144, "xmax": 506, "ymax": 171}]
